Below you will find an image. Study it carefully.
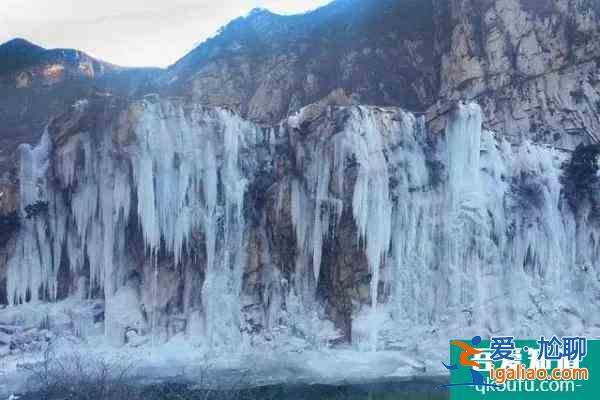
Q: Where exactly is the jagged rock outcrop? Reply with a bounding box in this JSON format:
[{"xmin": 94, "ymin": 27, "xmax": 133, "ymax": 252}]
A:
[{"xmin": 429, "ymin": 0, "xmax": 600, "ymax": 147}]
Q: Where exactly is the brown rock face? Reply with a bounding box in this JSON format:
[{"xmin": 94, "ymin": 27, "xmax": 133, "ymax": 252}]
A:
[
  {"xmin": 430, "ymin": 0, "xmax": 600, "ymax": 146},
  {"xmin": 164, "ymin": 0, "xmax": 441, "ymax": 123}
]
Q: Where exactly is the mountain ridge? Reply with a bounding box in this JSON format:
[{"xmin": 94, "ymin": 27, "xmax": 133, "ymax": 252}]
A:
[
  {"xmin": 164, "ymin": 0, "xmax": 438, "ymax": 122},
  {"xmin": 1, "ymin": 0, "xmax": 600, "ymax": 173},
  {"xmin": 0, "ymin": 37, "xmax": 161, "ymax": 173}
]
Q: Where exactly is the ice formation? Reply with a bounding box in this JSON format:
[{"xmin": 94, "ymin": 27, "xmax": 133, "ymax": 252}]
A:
[
  {"xmin": 2, "ymin": 98, "xmax": 600, "ymax": 358},
  {"xmin": 4, "ymin": 100, "xmax": 260, "ymax": 346},
  {"xmin": 286, "ymin": 101, "xmax": 600, "ymax": 349},
  {"xmin": 7, "ymin": 130, "xmax": 54, "ymax": 304},
  {"xmin": 289, "ymin": 107, "xmax": 394, "ymax": 349}
]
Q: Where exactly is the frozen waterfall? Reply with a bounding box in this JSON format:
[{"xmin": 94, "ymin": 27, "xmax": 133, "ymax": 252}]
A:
[{"xmin": 3, "ymin": 98, "xmax": 599, "ymax": 355}]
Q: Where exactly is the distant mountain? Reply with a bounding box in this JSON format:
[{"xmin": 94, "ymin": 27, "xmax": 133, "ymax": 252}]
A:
[
  {"xmin": 0, "ymin": 38, "xmax": 46, "ymax": 74},
  {"xmin": 0, "ymin": 39, "xmax": 160, "ymax": 172}
]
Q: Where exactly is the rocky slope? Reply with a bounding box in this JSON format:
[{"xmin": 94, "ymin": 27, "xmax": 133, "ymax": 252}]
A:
[
  {"xmin": 165, "ymin": 0, "xmax": 600, "ymax": 149},
  {"xmin": 164, "ymin": 0, "xmax": 440, "ymax": 123},
  {"xmin": 430, "ymin": 0, "xmax": 600, "ymax": 147}
]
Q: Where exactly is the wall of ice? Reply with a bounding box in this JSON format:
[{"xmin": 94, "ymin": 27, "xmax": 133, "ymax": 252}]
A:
[
  {"xmin": 286, "ymin": 102, "xmax": 599, "ymax": 350},
  {"xmin": 5, "ymin": 99, "xmax": 262, "ymax": 347},
  {"xmin": 2, "ymin": 97, "xmax": 599, "ymax": 353}
]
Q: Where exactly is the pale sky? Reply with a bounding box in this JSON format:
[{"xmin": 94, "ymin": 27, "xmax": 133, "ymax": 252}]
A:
[{"xmin": 0, "ymin": 0, "xmax": 332, "ymax": 68}]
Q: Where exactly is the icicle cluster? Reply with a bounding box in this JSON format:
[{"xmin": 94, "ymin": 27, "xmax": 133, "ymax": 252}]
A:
[
  {"xmin": 8, "ymin": 131, "xmax": 54, "ymax": 304},
  {"xmin": 5, "ymin": 99, "xmax": 600, "ymax": 352},
  {"xmin": 6, "ymin": 99, "xmax": 258, "ymax": 347},
  {"xmin": 286, "ymin": 102, "xmax": 600, "ymax": 349},
  {"xmin": 289, "ymin": 107, "xmax": 394, "ymax": 285}
]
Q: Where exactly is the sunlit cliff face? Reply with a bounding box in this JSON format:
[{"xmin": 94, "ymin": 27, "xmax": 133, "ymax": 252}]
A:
[{"xmin": 42, "ymin": 64, "xmax": 65, "ymax": 82}]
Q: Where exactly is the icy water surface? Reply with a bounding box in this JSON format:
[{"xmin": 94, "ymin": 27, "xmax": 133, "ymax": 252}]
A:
[
  {"xmin": 19, "ymin": 380, "xmax": 448, "ymax": 400},
  {"xmin": 138, "ymin": 381, "xmax": 449, "ymax": 400}
]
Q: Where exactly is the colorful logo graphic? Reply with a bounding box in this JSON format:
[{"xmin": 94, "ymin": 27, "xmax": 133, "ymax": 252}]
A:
[
  {"xmin": 441, "ymin": 335, "xmax": 500, "ymax": 388},
  {"xmin": 445, "ymin": 336, "xmax": 599, "ymax": 399}
]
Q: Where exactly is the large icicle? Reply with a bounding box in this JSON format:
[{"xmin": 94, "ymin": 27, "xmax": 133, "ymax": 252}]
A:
[
  {"xmin": 290, "ymin": 106, "xmax": 397, "ymax": 350},
  {"xmin": 7, "ymin": 130, "xmax": 55, "ymax": 305}
]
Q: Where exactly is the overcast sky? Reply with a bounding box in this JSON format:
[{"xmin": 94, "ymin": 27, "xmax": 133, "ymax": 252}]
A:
[{"xmin": 0, "ymin": 0, "xmax": 332, "ymax": 68}]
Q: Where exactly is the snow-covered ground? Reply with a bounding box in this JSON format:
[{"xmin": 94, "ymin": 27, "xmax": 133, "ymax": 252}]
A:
[{"xmin": 0, "ymin": 313, "xmax": 447, "ymax": 398}]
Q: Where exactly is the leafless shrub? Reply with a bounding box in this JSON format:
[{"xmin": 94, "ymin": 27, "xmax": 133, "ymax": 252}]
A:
[
  {"xmin": 17, "ymin": 348, "xmax": 276, "ymax": 400},
  {"xmin": 20, "ymin": 346, "xmax": 138, "ymax": 400}
]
